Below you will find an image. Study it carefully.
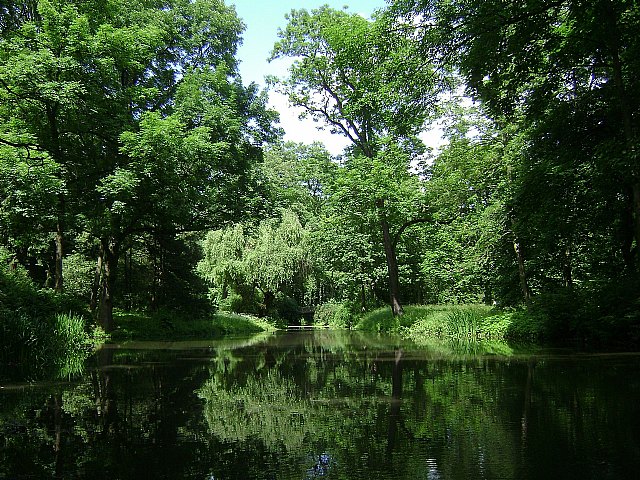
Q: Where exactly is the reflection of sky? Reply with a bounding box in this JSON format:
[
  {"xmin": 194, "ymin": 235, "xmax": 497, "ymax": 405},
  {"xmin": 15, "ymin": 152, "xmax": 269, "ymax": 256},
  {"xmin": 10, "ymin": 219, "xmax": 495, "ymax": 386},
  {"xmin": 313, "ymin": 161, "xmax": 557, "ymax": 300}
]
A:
[
  {"xmin": 306, "ymin": 452, "xmax": 335, "ymax": 478},
  {"xmin": 426, "ymin": 458, "xmax": 441, "ymax": 480}
]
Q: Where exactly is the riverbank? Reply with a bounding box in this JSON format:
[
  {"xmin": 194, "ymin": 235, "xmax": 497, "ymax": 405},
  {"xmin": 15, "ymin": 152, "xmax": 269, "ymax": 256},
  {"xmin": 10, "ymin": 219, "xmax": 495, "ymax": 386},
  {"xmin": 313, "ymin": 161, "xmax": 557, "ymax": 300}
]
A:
[
  {"xmin": 354, "ymin": 303, "xmax": 640, "ymax": 349},
  {"xmin": 111, "ymin": 310, "xmax": 278, "ymax": 341},
  {"xmin": 354, "ymin": 305, "xmax": 538, "ymax": 341}
]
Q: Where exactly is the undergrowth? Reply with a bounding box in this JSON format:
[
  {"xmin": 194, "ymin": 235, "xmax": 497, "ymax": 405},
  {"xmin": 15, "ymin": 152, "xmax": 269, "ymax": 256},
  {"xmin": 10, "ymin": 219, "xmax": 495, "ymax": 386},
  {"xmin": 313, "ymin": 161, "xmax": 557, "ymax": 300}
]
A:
[
  {"xmin": 111, "ymin": 309, "xmax": 277, "ymax": 341},
  {"xmin": 356, "ymin": 304, "xmax": 544, "ymax": 343},
  {"xmin": 1, "ymin": 258, "xmax": 103, "ymax": 381}
]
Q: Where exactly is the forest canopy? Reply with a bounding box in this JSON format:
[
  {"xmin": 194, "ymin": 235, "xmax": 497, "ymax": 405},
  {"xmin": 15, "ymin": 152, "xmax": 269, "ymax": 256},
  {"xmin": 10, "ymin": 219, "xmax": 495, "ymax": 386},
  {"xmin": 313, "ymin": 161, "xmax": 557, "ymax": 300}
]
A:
[{"xmin": 1, "ymin": 0, "xmax": 639, "ymax": 347}]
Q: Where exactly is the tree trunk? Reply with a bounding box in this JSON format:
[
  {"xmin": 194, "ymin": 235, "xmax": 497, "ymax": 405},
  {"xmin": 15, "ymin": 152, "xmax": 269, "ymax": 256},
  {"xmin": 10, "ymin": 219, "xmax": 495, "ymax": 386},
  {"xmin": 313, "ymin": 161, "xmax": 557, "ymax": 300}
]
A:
[
  {"xmin": 90, "ymin": 252, "xmax": 103, "ymax": 315},
  {"xmin": 99, "ymin": 238, "xmax": 120, "ymax": 332},
  {"xmin": 510, "ymin": 215, "xmax": 531, "ymax": 304},
  {"xmin": 513, "ymin": 237, "xmax": 531, "ymax": 304},
  {"xmin": 633, "ymin": 183, "xmax": 640, "ymax": 263},
  {"xmin": 608, "ymin": 18, "xmax": 639, "ymax": 265},
  {"xmin": 563, "ymin": 244, "xmax": 573, "ymax": 289},
  {"xmin": 124, "ymin": 246, "xmax": 132, "ymax": 311},
  {"xmin": 380, "ymin": 210, "xmax": 404, "ymax": 316},
  {"xmin": 259, "ymin": 290, "xmax": 275, "ymax": 318},
  {"xmin": 620, "ymin": 196, "xmax": 636, "ymax": 270},
  {"xmin": 48, "ymin": 101, "xmax": 64, "ymax": 293},
  {"xmin": 54, "ymin": 218, "xmax": 64, "ymax": 293}
]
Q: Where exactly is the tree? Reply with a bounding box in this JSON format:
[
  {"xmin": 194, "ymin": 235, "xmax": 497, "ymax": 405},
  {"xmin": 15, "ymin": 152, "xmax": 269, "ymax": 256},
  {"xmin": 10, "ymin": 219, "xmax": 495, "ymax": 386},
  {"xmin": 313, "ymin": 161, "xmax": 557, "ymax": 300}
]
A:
[
  {"xmin": 393, "ymin": 0, "xmax": 640, "ymax": 271},
  {"xmin": 315, "ymin": 146, "xmax": 429, "ymax": 312},
  {"xmin": 0, "ymin": 0, "xmax": 278, "ymax": 330},
  {"xmin": 0, "ymin": 145, "xmax": 62, "ymax": 283},
  {"xmin": 198, "ymin": 209, "xmax": 313, "ymax": 318},
  {"xmin": 258, "ymin": 141, "xmax": 336, "ymax": 222},
  {"xmin": 270, "ymin": 6, "xmax": 442, "ymax": 315}
]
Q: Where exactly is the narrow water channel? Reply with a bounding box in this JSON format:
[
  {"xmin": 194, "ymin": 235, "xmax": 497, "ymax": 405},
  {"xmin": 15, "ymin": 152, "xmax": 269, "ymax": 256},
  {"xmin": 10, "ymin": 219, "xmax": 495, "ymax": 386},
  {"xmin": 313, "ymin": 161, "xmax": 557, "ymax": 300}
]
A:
[{"xmin": 1, "ymin": 331, "xmax": 639, "ymax": 479}]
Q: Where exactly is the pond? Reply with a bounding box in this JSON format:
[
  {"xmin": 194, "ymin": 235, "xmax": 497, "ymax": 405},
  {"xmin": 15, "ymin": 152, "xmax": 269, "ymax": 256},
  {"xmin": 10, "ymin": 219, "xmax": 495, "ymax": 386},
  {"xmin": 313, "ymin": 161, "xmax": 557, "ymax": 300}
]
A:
[{"xmin": 1, "ymin": 331, "xmax": 639, "ymax": 479}]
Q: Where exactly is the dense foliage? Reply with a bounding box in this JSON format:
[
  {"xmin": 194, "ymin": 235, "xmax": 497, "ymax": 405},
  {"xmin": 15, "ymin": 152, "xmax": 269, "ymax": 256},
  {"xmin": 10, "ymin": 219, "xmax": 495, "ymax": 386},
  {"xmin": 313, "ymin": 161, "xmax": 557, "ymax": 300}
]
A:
[
  {"xmin": 1, "ymin": 0, "xmax": 639, "ymax": 355},
  {"xmin": 0, "ymin": 0, "xmax": 277, "ymax": 332}
]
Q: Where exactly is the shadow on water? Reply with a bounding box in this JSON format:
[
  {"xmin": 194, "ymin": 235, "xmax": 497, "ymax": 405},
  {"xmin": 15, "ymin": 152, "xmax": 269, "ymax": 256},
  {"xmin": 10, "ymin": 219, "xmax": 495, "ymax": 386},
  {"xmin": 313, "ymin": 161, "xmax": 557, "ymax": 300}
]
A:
[{"xmin": 1, "ymin": 331, "xmax": 639, "ymax": 479}]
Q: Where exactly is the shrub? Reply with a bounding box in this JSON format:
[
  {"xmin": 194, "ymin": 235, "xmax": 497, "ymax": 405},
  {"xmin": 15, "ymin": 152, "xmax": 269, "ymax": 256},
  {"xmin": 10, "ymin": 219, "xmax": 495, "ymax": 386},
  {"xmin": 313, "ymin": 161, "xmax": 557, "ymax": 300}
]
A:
[
  {"xmin": 274, "ymin": 293, "xmax": 301, "ymax": 324},
  {"xmin": 356, "ymin": 306, "xmax": 401, "ymax": 333},
  {"xmin": 218, "ymin": 291, "xmax": 245, "ymax": 313},
  {"xmin": 313, "ymin": 301, "xmax": 353, "ymax": 329},
  {"xmin": 63, "ymin": 253, "xmax": 95, "ymax": 301},
  {"xmin": 0, "ymin": 261, "xmax": 96, "ymax": 380}
]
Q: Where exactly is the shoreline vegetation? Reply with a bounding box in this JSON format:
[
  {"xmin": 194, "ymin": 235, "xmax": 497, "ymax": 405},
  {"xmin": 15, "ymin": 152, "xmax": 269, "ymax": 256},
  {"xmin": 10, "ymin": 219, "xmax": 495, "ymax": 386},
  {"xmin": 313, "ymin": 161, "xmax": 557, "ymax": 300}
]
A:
[
  {"xmin": 109, "ymin": 300, "xmax": 639, "ymax": 349},
  {"xmin": 2, "ymin": 1, "xmax": 639, "ymax": 381},
  {"xmin": 2, "ymin": 256, "xmax": 638, "ymax": 383},
  {"xmin": 3, "ymin": 253, "xmax": 639, "ymax": 380}
]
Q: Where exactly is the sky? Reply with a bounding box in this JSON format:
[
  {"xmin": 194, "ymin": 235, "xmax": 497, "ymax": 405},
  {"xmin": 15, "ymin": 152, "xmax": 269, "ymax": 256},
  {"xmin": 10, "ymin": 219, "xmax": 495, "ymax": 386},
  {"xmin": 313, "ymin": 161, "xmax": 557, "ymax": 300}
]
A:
[{"xmin": 229, "ymin": 1, "xmax": 388, "ymax": 155}]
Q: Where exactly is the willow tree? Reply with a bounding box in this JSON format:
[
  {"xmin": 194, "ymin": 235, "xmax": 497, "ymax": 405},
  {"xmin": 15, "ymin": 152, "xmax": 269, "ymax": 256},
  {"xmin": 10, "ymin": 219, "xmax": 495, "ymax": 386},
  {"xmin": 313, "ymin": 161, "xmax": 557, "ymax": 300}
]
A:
[
  {"xmin": 269, "ymin": 6, "xmax": 443, "ymax": 315},
  {"xmin": 198, "ymin": 209, "xmax": 312, "ymax": 316}
]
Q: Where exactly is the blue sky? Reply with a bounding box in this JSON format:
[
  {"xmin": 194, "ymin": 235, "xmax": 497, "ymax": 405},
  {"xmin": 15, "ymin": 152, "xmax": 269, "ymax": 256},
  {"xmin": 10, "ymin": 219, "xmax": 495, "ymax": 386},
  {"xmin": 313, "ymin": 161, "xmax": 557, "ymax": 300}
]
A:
[
  {"xmin": 229, "ymin": 1, "xmax": 389, "ymax": 154},
  {"xmin": 231, "ymin": 1, "xmax": 388, "ymax": 86}
]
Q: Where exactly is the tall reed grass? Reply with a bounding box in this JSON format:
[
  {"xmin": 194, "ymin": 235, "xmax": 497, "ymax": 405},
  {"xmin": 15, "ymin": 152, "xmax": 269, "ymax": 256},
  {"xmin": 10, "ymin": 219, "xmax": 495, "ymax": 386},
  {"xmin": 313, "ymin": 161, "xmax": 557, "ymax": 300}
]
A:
[
  {"xmin": 1, "ymin": 259, "xmax": 102, "ymax": 380},
  {"xmin": 444, "ymin": 307, "xmax": 486, "ymax": 338}
]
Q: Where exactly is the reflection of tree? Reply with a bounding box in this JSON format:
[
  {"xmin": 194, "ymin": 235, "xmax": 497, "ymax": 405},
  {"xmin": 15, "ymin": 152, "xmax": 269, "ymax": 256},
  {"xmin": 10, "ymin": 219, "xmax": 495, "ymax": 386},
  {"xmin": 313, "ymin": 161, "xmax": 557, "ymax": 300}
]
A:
[
  {"xmin": 199, "ymin": 371, "xmax": 309, "ymax": 451},
  {"xmin": 386, "ymin": 349, "xmax": 405, "ymax": 460},
  {"xmin": 412, "ymin": 360, "xmax": 519, "ymax": 479},
  {"xmin": 2, "ymin": 337, "xmax": 640, "ymax": 479},
  {"xmin": 93, "ymin": 349, "xmax": 119, "ymax": 437}
]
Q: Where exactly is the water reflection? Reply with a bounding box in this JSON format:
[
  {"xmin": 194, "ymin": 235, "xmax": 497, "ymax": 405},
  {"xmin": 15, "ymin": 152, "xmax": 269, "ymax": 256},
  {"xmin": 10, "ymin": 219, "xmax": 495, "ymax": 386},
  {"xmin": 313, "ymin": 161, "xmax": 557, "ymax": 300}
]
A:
[{"xmin": 1, "ymin": 331, "xmax": 639, "ymax": 479}]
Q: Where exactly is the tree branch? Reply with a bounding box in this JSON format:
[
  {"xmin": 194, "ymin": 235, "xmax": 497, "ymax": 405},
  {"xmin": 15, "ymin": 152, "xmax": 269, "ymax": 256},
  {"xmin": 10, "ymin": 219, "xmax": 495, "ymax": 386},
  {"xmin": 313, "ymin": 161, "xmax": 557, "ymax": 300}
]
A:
[
  {"xmin": 0, "ymin": 136, "xmax": 42, "ymax": 152},
  {"xmin": 392, "ymin": 216, "xmax": 452, "ymax": 249}
]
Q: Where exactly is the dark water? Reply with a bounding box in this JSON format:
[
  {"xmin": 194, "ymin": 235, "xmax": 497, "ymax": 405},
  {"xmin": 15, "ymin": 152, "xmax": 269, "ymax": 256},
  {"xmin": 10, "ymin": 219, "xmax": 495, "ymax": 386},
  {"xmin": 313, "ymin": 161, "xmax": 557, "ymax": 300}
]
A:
[{"xmin": 1, "ymin": 331, "xmax": 639, "ymax": 479}]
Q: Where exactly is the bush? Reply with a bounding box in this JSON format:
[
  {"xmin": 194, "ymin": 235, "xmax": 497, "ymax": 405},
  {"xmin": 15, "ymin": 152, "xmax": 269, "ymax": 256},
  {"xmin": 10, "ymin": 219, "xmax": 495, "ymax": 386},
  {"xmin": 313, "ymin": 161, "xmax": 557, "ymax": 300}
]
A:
[
  {"xmin": 218, "ymin": 291, "xmax": 245, "ymax": 313},
  {"xmin": 63, "ymin": 253, "xmax": 95, "ymax": 301},
  {"xmin": 274, "ymin": 293, "xmax": 301, "ymax": 324},
  {"xmin": 0, "ymin": 261, "xmax": 96, "ymax": 381},
  {"xmin": 356, "ymin": 306, "xmax": 401, "ymax": 333},
  {"xmin": 313, "ymin": 301, "xmax": 353, "ymax": 329}
]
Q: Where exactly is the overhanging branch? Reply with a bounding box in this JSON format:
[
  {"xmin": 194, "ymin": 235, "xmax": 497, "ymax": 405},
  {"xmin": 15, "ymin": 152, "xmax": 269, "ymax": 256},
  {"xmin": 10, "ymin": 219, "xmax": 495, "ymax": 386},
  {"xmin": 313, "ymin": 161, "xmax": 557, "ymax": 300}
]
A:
[
  {"xmin": 392, "ymin": 216, "xmax": 452, "ymax": 249},
  {"xmin": 0, "ymin": 136, "xmax": 42, "ymax": 151}
]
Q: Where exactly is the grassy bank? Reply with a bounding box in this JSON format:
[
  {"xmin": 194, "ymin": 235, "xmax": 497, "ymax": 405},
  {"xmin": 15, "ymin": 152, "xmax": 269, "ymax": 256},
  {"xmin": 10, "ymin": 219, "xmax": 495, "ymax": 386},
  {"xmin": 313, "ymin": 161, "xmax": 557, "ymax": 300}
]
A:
[
  {"xmin": 354, "ymin": 300, "xmax": 640, "ymax": 348},
  {"xmin": 355, "ymin": 304, "xmax": 543, "ymax": 343},
  {"xmin": 111, "ymin": 310, "xmax": 277, "ymax": 341}
]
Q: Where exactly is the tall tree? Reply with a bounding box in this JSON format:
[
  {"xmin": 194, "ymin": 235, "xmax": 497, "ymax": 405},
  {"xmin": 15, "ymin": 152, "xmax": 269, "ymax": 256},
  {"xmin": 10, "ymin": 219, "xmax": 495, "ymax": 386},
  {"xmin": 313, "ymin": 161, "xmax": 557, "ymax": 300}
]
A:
[
  {"xmin": 317, "ymin": 146, "xmax": 427, "ymax": 311},
  {"xmin": 270, "ymin": 6, "xmax": 442, "ymax": 315},
  {"xmin": 392, "ymin": 0, "xmax": 640, "ymax": 271},
  {"xmin": 0, "ymin": 0, "xmax": 278, "ymax": 329}
]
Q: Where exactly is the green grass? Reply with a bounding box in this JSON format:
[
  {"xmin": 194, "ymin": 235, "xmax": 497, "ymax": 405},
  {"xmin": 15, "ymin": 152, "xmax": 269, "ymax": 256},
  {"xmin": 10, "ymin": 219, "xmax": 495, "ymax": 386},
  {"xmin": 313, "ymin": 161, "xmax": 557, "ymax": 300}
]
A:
[
  {"xmin": 0, "ymin": 259, "xmax": 104, "ymax": 381},
  {"xmin": 356, "ymin": 305, "xmax": 485, "ymax": 335},
  {"xmin": 356, "ymin": 304, "xmax": 544, "ymax": 343},
  {"xmin": 111, "ymin": 310, "xmax": 277, "ymax": 341}
]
